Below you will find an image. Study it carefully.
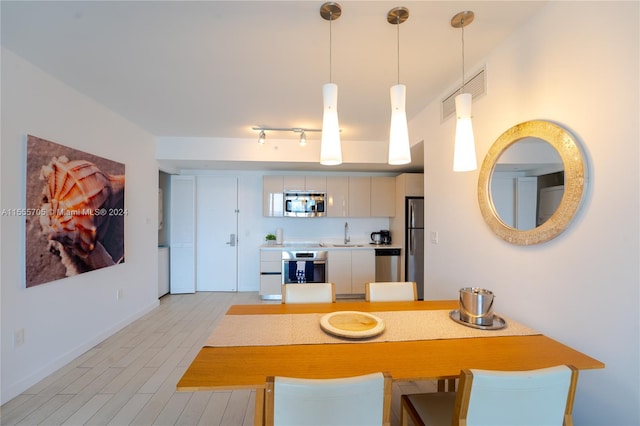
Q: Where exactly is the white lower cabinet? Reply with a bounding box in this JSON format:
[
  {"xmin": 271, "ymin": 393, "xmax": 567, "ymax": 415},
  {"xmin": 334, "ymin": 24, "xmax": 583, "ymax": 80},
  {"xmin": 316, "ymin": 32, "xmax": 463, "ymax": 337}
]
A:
[
  {"xmin": 260, "ymin": 250, "xmax": 283, "ymax": 299},
  {"xmin": 328, "ymin": 250, "xmax": 375, "ymax": 296},
  {"xmin": 329, "ymin": 252, "xmax": 352, "ymax": 295},
  {"xmin": 351, "ymin": 250, "xmax": 375, "ymax": 294}
]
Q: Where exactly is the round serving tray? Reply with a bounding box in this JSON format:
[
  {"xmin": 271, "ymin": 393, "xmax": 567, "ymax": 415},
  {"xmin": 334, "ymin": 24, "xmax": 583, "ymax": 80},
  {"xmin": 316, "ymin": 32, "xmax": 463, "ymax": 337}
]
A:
[
  {"xmin": 449, "ymin": 309, "xmax": 507, "ymax": 330},
  {"xmin": 320, "ymin": 311, "xmax": 385, "ymax": 339}
]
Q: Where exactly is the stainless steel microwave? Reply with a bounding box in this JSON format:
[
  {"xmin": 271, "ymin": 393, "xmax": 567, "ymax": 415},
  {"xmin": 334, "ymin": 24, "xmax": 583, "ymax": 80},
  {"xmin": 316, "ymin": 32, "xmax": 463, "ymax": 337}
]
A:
[{"xmin": 284, "ymin": 191, "xmax": 326, "ymax": 217}]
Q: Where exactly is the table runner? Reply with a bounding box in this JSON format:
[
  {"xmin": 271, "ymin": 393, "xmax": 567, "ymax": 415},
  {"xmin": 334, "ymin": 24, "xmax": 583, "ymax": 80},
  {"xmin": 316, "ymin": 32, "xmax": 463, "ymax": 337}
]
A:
[{"xmin": 204, "ymin": 310, "xmax": 539, "ymax": 347}]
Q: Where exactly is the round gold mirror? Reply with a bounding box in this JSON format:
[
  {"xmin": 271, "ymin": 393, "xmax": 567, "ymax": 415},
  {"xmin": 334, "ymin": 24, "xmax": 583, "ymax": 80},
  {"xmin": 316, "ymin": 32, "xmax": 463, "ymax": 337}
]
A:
[{"xmin": 478, "ymin": 120, "xmax": 586, "ymax": 245}]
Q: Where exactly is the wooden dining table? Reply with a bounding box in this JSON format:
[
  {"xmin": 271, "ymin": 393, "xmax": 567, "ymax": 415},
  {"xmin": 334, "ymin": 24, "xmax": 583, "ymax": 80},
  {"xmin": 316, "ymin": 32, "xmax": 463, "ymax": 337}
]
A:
[{"xmin": 177, "ymin": 300, "xmax": 604, "ymax": 425}]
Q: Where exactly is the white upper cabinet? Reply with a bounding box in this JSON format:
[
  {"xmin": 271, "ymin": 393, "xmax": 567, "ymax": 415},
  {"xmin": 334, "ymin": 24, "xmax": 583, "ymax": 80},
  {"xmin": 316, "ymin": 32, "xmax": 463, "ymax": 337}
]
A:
[
  {"xmin": 265, "ymin": 174, "xmax": 396, "ymax": 218},
  {"xmin": 326, "ymin": 176, "xmax": 349, "ymax": 217},
  {"xmin": 348, "ymin": 177, "xmax": 371, "ymax": 217},
  {"xmin": 263, "ymin": 175, "xmax": 284, "ymax": 216},
  {"xmin": 304, "ymin": 176, "xmax": 327, "ymax": 192},
  {"xmin": 370, "ymin": 176, "xmax": 396, "ymax": 217},
  {"xmin": 403, "ymin": 173, "xmax": 424, "ymax": 197},
  {"xmin": 283, "ymin": 175, "xmax": 327, "ymax": 192},
  {"xmin": 283, "ymin": 176, "xmax": 305, "ymax": 191}
]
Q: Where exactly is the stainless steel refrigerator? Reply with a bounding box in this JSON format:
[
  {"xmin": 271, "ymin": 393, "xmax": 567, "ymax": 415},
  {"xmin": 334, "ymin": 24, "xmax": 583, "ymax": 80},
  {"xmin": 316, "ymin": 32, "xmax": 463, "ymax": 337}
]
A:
[{"xmin": 406, "ymin": 197, "xmax": 424, "ymax": 300}]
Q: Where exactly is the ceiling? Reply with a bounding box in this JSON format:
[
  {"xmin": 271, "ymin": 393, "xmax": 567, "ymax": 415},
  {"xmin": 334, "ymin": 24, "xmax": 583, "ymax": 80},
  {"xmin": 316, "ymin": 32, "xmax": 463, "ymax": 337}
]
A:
[{"xmin": 1, "ymin": 1, "xmax": 546, "ymax": 173}]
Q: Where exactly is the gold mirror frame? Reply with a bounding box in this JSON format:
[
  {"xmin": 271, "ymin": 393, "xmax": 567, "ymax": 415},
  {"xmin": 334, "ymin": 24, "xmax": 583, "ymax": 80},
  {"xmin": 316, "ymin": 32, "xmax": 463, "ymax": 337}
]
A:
[{"xmin": 478, "ymin": 120, "xmax": 586, "ymax": 245}]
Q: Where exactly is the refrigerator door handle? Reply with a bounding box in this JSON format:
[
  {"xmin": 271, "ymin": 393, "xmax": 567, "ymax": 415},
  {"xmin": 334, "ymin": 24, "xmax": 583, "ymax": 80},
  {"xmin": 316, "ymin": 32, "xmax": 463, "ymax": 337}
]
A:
[
  {"xmin": 409, "ymin": 203, "xmax": 414, "ymax": 228},
  {"xmin": 409, "ymin": 230, "xmax": 414, "ymax": 255}
]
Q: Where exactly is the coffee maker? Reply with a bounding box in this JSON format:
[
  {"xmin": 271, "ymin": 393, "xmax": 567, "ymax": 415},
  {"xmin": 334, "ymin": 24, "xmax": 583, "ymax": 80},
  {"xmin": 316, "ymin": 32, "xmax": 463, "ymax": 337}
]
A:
[{"xmin": 371, "ymin": 230, "xmax": 392, "ymax": 245}]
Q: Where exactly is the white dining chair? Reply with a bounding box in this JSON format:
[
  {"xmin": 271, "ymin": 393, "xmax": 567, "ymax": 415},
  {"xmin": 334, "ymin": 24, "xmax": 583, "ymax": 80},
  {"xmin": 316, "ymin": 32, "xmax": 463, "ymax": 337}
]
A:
[
  {"xmin": 281, "ymin": 283, "xmax": 335, "ymax": 304},
  {"xmin": 365, "ymin": 281, "xmax": 417, "ymax": 302},
  {"xmin": 400, "ymin": 365, "xmax": 579, "ymax": 426},
  {"xmin": 265, "ymin": 372, "xmax": 392, "ymax": 426}
]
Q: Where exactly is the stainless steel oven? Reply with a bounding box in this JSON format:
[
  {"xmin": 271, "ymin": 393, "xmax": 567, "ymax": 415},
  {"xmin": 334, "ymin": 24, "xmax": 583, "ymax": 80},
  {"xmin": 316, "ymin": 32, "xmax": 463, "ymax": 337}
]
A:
[{"xmin": 282, "ymin": 250, "xmax": 328, "ymax": 284}]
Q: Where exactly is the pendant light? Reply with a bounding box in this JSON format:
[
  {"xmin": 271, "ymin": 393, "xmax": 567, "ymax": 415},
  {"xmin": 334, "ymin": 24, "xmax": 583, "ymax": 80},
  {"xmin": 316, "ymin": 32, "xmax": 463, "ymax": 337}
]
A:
[
  {"xmin": 320, "ymin": 2, "xmax": 342, "ymax": 166},
  {"xmin": 451, "ymin": 11, "xmax": 477, "ymax": 172},
  {"xmin": 387, "ymin": 7, "xmax": 411, "ymax": 165}
]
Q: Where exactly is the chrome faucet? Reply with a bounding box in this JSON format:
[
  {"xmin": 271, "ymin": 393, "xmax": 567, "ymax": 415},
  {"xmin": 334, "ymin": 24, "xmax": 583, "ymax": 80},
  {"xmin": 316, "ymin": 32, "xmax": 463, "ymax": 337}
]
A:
[{"xmin": 344, "ymin": 222, "xmax": 350, "ymax": 244}]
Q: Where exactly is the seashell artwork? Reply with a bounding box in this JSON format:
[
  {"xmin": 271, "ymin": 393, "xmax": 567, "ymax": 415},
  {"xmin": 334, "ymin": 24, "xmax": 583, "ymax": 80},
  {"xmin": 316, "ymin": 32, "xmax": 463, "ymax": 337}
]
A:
[{"xmin": 25, "ymin": 135, "xmax": 126, "ymax": 287}]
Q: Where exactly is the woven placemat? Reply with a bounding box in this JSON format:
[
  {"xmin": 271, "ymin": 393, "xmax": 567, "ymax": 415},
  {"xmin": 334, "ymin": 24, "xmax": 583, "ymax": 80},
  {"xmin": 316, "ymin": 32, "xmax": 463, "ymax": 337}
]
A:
[{"xmin": 204, "ymin": 310, "xmax": 539, "ymax": 347}]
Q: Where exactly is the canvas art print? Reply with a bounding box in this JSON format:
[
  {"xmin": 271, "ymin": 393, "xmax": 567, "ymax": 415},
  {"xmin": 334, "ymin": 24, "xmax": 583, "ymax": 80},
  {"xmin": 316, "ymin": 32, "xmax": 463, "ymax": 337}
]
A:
[{"xmin": 25, "ymin": 135, "xmax": 126, "ymax": 287}]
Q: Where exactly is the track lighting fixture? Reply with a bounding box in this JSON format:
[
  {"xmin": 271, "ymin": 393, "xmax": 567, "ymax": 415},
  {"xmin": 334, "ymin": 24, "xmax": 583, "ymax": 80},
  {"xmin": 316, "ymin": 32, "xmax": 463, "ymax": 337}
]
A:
[{"xmin": 253, "ymin": 127, "xmax": 321, "ymax": 146}]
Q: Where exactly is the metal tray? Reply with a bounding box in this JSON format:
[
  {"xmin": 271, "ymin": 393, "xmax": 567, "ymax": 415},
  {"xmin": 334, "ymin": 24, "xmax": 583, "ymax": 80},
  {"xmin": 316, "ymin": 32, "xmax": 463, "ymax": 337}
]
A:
[{"xmin": 449, "ymin": 309, "xmax": 507, "ymax": 330}]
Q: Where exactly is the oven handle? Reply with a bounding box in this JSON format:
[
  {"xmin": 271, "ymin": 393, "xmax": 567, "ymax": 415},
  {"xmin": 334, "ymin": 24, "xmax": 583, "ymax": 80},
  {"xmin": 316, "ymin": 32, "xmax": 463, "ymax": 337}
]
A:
[{"xmin": 281, "ymin": 259, "xmax": 327, "ymax": 284}]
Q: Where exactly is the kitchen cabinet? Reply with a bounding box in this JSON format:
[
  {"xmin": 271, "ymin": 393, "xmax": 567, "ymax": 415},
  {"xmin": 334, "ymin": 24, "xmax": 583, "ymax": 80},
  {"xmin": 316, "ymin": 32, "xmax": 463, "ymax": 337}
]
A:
[
  {"xmin": 304, "ymin": 176, "xmax": 327, "ymax": 192},
  {"xmin": 283, "ymin": 176, "xmax": 327, "ymax": 192},
  {"xmin": 351, "ymin": 250, "xmax": 375, "ymax": 294},
  {"xmin": 326, "ymin": 176, "xmax": 349, "ymax": 217},
  {"xmin": 265, "ymin": 176, "xmax": 328, "ymax": 216},
  {"xmin": 328, "ymin": 249, "xmax": 375, "ymax": 296},
  {"xmin": 263, "ymin": 176, "xmax": 284, "ymax": 216},
  {"xmin": 328, "ymin": 251, "xmax": 352, "ymax": 294},
  {"xmin": 370, "ymin": 176, "xmax": 396, "ymax": 217},
  {"xmin": 170, "ymin": 175, "xmax": 196, "ymax": 294},
  {"xmin": 400, "ymin": 173, "xmax": 424, "ymax": 197},
  {"xmin": 283, "ymin": 176, "xmax": 305, "ymax": 191},
  {"xmin": 260, "ymin": 249, "xmax": 282, "ymax": 299},
  {"xmin": 266, "ymin": 174, "xmax": 396, "ymax": 218},
  {"xmin": 348, "ymin": 177, "xmax": 371, "ymax": 217}
]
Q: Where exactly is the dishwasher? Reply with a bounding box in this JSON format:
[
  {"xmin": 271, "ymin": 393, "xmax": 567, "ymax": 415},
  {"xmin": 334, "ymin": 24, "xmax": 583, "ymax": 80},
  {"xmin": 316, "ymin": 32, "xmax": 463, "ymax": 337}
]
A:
[{"xmin": 374, "ymin": 248, "xmax": 401, "ymax": 282}]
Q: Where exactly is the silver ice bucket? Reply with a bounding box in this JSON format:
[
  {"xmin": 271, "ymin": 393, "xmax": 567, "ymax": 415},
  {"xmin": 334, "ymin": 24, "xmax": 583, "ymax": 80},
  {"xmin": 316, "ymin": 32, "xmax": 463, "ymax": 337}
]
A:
[{"xmin": 459, "ymin": 287, "xmax": 495, "ymax": 326}]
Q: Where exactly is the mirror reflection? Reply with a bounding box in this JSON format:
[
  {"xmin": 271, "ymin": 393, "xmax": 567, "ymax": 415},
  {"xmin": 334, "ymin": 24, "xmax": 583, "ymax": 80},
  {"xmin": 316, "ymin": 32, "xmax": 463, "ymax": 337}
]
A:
[{"xmin": 490, "ymin": 137, "xmax": 564, "ymax": 230}]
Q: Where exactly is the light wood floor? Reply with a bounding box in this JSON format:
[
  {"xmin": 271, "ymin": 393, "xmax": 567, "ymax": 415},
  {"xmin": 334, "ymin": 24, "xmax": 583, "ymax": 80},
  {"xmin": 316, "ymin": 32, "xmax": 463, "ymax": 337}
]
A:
[{"xmin": 1, "ymin": 292, "xmax": 436, "ymax": 425}]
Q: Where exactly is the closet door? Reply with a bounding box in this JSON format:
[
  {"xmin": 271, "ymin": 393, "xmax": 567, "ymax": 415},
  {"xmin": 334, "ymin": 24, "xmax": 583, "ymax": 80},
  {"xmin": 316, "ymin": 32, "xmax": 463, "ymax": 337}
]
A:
[{"xmin": 170, "ymin": 176, "xmax": 196, "ymax": 294}]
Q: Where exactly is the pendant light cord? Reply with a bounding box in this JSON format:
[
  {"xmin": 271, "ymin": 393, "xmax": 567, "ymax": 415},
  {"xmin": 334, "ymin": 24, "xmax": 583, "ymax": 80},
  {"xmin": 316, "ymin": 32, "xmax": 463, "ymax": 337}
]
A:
[
  {"xmin": 460, "ymin": 18, "xmax": 465, "ymax": 93},
  {"xmin": 329, "ymin": 12, "xmax": 333, "ymax": 83},
  {"xmin": 397, "ymin": 17, "xmax": 401, "ymax": 85}
]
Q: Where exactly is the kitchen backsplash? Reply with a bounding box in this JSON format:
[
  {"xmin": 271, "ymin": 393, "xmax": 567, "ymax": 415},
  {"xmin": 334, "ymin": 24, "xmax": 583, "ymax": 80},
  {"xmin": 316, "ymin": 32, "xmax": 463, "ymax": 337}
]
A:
[{"xmin": 262, "ymin": 217, "xmax": 390, "ymax": 245}]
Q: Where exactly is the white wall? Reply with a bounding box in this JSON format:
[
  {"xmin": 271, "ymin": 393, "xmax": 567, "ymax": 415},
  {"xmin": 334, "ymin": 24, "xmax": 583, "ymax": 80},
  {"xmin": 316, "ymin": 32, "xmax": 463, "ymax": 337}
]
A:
[
  {"xmin": 0, "ymin": 48, "xmax": 160, "ymax": 404},
  {"xmin": 409, "ymin": 3, "xmax": 638, "ymax": 424}
]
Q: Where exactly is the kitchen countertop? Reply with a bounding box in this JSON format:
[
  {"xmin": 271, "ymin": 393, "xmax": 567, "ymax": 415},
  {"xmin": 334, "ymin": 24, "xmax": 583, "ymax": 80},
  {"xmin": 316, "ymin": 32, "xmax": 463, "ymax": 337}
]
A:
[{"xmin": 260, "ymin": 243, "xmax": 402, "ymax": 251}]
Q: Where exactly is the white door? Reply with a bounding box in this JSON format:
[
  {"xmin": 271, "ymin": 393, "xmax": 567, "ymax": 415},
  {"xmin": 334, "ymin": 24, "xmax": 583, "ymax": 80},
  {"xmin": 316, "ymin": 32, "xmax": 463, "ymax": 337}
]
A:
[
  {"xmin": 515, "ymin": 177, "xmax": 537, "ymax": 230},
  {"xmin": 170, "ymin": 176, "xmax": 196, "ymax": 294},
  {"xmin": 196, "ymin": 176, "xmax": 238, "ymax": 292}
]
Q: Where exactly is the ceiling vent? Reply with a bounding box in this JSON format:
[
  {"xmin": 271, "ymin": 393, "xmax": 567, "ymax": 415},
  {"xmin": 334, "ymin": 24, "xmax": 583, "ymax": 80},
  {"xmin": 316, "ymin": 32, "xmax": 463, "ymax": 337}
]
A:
[{"xmin": 441, "ymin": 66, "xmax": 486, "ymax": 122}]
